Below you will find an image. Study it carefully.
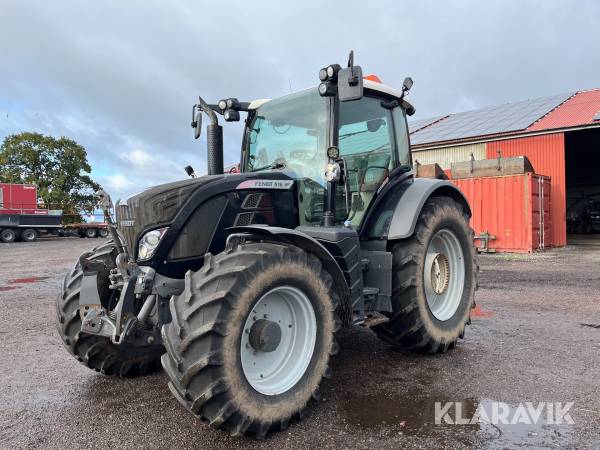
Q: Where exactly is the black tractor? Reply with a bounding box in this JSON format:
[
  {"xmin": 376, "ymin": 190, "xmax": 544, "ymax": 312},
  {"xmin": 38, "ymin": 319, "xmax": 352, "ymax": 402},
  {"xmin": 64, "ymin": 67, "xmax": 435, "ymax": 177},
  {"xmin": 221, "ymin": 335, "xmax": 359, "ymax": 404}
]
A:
[{"xmin": 56, "ymin": 53, "xmax": 476, "ymax": 437}]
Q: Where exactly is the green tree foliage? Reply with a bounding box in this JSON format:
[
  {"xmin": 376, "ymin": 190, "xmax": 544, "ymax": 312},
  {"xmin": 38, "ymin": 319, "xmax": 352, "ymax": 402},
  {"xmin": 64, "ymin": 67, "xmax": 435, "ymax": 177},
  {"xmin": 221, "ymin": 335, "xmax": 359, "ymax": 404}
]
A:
[{"xmin": 0, "ymin": 132, "xmax": 100, "ymax": 223}]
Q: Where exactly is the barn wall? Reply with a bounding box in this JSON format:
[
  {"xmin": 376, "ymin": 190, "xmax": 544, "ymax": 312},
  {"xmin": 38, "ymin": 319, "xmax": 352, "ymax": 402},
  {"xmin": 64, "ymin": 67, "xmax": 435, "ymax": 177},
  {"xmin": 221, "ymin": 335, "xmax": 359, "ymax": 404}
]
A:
[{"xmin": 412, "ymin": 142, "xmax": 486, "ymax": 169}]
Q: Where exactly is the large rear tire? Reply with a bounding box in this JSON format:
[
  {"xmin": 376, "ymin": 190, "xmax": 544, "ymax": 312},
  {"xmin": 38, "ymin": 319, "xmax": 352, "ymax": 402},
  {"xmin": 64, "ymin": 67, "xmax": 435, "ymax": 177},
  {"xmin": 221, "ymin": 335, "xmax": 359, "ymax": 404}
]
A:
[
  {"xmin": 56, "ymin": 241, "xmax": 163, "ymax": 376},
  {"xmin": 161, "ymin": 242, "xmax": 339, "ymax": 437},
  {"xmin": 372, "ymin": 197, "xmax": 477, "ymax": 353}
]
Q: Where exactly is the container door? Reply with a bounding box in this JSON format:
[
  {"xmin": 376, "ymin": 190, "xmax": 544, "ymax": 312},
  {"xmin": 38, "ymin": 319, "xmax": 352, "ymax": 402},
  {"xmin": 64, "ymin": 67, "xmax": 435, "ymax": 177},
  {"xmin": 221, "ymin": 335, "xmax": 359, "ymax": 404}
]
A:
[
  {"xmin": 542, "ymin": 177, "xmax": 552, "ymax": 248},
  {"xmin": 530, "ymin": 175, "xmax": 552, "ymax": 250}
]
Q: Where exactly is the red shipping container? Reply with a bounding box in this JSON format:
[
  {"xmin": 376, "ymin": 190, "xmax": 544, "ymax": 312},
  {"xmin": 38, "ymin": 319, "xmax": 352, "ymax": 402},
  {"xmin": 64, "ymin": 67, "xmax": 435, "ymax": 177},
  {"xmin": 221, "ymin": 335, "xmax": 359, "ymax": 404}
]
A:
[
  {"xmin": 0, "ymin": 183, "xmax": 47, "ymax": 215},
  {"xmin": 452, "ymin": 173, "xmax": 551, "ymax": 253},
  {"xmin": 486, "ymin": 134, "xmax": 565, "ymax": 247}
]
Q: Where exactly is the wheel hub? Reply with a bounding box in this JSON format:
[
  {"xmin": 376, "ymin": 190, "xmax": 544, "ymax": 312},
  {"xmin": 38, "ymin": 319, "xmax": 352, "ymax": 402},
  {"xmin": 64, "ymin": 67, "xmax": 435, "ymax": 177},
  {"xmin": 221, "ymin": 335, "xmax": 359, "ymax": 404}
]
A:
[
  {"xmin": 424, "ymin": 229, "xmax": 466, "ymax": 322},
  {"xmin": 240, "ymin": 286, "xmax": 317, "ymax": 396},
  {"xmin": 249, "ymin": 319, "xmax": 282, "ymax": 352},
  {"xmin": 430, "ymin": 253, "xmax": 450, "ymax": 294}
]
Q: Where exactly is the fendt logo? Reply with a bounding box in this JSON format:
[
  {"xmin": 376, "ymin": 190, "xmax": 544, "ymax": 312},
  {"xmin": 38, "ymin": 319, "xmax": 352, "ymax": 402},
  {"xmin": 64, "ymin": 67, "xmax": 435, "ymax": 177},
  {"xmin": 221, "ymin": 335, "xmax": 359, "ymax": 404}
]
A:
[
  {"xmin": 236, "ymin": 180, "xmax": 294, "ymax": 190},
  {"xmin": 120, "ymin": 220, "xmax": 135, "ymax": 227}
]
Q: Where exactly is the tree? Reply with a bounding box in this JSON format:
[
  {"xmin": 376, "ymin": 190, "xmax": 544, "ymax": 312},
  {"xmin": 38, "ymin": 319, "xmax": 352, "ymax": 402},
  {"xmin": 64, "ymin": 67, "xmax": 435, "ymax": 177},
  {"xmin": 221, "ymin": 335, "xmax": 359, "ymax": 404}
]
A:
[{"xmin": 0, "ymin": 132, "xmax": 100, "ymax": 223}]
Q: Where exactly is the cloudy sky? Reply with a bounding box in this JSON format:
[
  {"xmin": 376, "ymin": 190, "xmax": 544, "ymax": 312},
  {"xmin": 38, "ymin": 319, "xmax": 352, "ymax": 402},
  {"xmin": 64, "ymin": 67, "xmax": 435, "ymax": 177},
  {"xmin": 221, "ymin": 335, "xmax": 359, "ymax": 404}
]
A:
[{"xmin": 1, "ymin": 1, "xmax": 599, "ymax": 200}]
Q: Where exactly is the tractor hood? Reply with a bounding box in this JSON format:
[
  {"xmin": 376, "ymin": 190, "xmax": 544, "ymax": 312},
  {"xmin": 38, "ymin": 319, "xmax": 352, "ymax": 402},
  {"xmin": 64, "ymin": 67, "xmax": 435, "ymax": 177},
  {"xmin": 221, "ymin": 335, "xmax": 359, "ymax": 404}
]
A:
[
  {"xmin": 116, "ymin": 175, "xmax": 224, "ymax": 254},
  {"xmin": 115, "ymin": 171, "xmax": 297, "ymax": 263}
]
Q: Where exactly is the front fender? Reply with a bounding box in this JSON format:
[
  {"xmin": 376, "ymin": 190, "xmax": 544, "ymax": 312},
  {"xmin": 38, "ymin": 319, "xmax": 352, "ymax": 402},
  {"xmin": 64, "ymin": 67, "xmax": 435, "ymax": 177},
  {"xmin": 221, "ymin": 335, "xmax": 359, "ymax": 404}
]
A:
[{"xmin": 227, "ymin": 225, "xmax": 352, "ymax": 326}]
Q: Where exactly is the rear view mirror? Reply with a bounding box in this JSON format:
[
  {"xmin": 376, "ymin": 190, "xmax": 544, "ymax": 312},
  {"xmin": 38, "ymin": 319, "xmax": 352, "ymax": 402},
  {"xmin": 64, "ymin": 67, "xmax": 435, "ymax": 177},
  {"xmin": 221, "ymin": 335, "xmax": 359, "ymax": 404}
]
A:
[
  {"xmin": 337, "ymin": 66, "xmax": 363, "ymax": 102},
  {"xmin": 402, "ymin": 77, "xmax": 413, "ymax": 91},
  {"xmin": 194, "ymin": 111, "xmax": 202, "ymax": 139}
]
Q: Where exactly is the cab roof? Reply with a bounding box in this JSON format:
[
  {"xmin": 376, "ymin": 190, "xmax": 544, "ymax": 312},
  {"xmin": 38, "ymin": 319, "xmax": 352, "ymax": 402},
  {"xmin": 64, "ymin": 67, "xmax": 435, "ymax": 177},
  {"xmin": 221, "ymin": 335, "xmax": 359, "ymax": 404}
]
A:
[{"xmin": 247, "ymin": 79, "xmax": 403, "ymax": 110}]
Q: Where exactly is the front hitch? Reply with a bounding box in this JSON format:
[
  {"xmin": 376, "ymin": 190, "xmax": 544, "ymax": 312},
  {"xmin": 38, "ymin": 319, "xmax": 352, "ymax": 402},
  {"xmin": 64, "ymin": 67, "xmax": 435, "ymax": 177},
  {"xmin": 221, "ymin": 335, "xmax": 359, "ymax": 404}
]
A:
[{"xmin": 78, "ymin": 258, "xmax": 166, "ymax": 346}]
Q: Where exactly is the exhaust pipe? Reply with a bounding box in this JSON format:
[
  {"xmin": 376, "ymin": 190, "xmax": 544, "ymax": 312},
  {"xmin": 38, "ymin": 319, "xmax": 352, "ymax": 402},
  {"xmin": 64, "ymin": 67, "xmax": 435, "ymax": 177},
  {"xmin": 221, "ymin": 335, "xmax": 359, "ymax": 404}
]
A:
[
  {"xmin": 194, "ymin": 96, "xmax": 224, "ymax": 176},
  {"xmin": 206, "ymin": 123, "xmax": 223, "ymax": 176}
]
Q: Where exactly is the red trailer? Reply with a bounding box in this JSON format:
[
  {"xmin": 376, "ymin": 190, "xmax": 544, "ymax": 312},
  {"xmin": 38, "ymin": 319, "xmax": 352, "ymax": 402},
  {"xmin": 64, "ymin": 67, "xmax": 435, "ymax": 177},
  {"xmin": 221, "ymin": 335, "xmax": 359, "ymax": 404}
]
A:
[
  {"xmin": 0, "ymin": 183, "xmax": 62, "ymax": 242},
  {"xmin": 0, "ymin": 183, "xmax": 110, "ymax": 243}
]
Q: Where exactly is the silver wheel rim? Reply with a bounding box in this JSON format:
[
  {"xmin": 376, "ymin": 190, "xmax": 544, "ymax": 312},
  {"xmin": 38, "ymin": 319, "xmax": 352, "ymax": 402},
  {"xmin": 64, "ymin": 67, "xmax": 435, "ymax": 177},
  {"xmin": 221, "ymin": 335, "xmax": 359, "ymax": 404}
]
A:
[
  {"xmin": 240, "ymin": 286, "xmax": 317, "ymax": 396},
  {"xmin": 424, "ymin": 228, "xmax": 465, "ymax": 321}
]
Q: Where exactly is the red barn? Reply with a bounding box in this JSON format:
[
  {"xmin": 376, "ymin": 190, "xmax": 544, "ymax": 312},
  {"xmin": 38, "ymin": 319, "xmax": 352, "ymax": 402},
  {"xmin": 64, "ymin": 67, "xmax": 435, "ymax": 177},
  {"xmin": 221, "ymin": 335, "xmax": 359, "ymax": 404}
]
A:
[{"xmin": 410, "ymin": 89, "xmax": 600, "ymax": 251}]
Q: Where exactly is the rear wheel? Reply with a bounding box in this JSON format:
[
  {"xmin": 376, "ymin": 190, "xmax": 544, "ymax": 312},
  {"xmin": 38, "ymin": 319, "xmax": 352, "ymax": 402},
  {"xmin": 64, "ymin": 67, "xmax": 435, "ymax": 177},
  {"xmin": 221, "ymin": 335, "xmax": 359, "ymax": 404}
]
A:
[
  {"xmin": 21, "ymin": 228, "xmax": 38, "ymax": 242},
  {"xmin": 373, "ymin": 197, "xmax": 476, "ymax": 353},
  {"xmin": 0, "ymin": 229, "xmax": 17, "ymax": 243},
  {"xmin": 98, "ymin": 228, "xmax": 109, "ymax": 238},
  {"xmin": 85, "ymin": 228, "xmax": 97, "ymax": 238},
  {"xmin": 162, "ymin": 242, "xmax": 339, "ymax": 437},
  {"xmin": 56, "ymin": 241, "xmax": 163, "ymax": 376}
]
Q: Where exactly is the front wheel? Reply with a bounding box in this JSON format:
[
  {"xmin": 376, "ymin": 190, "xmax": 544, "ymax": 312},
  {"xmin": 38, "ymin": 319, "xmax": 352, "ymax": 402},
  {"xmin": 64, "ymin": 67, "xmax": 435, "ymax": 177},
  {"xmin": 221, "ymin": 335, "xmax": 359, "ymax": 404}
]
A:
[
  {"xmin": 162, "ymin": 242, "xmax": 339, "ymax": 437},
  {"xmin": 56, "ymin": 241, "xmax": 163, "ymax": 376},
  {"xmin": 373, "ymin": 197, "xmax": 477, "ymax": 353}
]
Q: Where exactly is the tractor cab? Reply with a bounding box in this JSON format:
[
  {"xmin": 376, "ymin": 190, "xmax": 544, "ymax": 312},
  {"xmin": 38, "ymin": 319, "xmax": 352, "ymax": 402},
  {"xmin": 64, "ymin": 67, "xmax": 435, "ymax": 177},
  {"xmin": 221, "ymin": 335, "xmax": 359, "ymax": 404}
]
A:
[
  {"xmin": 239, "ymin": 81, "xmax": 413, "ymax": 229},
  {"xmin": 188, "ymin": 51, "xmax": 417, "ymax": 238}
]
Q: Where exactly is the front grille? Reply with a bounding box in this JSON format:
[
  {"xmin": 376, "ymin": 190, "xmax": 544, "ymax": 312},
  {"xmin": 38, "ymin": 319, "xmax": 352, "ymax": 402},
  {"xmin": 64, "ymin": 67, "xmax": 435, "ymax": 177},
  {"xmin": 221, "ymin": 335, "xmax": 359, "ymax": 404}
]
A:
[{"xmin": 116, "ymin": 203, "xmax": 138, "ymax": 253}]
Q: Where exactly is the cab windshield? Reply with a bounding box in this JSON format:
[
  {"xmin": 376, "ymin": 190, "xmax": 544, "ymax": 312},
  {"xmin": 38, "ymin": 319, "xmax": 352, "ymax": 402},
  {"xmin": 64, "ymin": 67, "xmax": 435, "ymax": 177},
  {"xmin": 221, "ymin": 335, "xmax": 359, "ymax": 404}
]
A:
[{"xmin": 244, "ymin": 88, "xmax": 328, "ymax": 185}]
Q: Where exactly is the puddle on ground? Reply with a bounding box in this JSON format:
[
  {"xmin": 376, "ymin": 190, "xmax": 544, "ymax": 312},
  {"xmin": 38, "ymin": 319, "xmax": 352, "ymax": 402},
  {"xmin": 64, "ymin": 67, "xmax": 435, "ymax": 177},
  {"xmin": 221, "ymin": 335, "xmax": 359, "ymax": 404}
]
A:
[
  {"xmin": 8, "ymin": 276, "xmax": 50, "ymax": 284},
  {"xmin": 341, "ymin": 393, "xmax": 573, "ymax": 446},
  {"xmin": 0, "ymin": 286, "xmax": 21, "ymax": 292},
  {"xmin": 343, "ymin": 392, "xmax": 478, "ymax": 435},
  {"xmin": 475, "ymin": 399, "xmax": 573, "ymax": 447}
]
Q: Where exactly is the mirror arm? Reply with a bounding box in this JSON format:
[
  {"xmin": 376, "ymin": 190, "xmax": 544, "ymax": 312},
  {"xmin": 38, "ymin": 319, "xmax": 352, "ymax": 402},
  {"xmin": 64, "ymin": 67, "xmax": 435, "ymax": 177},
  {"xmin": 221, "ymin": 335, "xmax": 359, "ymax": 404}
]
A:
[{"xmin": 197, "ymin": 96, "xmax": 218, "ymax": 126}]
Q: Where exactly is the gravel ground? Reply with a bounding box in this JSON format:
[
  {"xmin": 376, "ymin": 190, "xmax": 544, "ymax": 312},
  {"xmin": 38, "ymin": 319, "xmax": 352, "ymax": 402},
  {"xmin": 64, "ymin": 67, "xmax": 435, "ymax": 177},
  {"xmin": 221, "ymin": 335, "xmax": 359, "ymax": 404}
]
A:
[{"xmin": 1, "ymin": 237, "xmax": 599, "ymax": 449}]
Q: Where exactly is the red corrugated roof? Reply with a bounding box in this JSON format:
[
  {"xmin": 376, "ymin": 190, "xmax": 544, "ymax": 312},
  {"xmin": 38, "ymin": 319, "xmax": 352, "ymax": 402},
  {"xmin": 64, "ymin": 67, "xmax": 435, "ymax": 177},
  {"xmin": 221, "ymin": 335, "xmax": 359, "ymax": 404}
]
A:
[{"xmin": 527, "ymin": 89, "xmax": 600, "ymax": 131}]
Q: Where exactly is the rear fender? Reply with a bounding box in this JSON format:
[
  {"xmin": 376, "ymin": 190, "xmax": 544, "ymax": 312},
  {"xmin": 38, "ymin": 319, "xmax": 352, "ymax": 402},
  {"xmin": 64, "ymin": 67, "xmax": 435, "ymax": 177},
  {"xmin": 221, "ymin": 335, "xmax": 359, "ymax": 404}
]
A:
[
  {"xmin": 363, "ymin": 178, "xmax": 471, "ymax": 240},
  {"xmin": 227, "ymin": 225, "xmax": 352, "ymax": 326}
]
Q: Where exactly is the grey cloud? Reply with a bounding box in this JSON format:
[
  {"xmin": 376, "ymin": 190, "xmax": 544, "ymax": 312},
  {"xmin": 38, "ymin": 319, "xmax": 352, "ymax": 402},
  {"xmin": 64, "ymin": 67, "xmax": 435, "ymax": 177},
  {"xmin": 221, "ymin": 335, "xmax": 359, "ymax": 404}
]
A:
[{"xmin": 1, "ymin": 0, "xmax": 599, "ymax": 199}]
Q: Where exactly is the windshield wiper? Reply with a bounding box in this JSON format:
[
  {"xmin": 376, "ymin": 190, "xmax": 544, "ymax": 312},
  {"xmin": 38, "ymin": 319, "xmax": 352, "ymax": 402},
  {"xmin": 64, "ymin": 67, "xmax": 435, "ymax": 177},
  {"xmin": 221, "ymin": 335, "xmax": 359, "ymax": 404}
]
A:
[{"xmin": 249, "ymin": 161, "xmax": 286, "ymax": 172}]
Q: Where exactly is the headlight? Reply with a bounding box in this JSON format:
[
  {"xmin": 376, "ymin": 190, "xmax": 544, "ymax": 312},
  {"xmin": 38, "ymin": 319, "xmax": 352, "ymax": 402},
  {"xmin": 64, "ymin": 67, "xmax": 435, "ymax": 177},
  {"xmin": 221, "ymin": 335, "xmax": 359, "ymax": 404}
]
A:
[{"xmin": 138, "ymin": 227, "xmax": 168, "ymax": 261}]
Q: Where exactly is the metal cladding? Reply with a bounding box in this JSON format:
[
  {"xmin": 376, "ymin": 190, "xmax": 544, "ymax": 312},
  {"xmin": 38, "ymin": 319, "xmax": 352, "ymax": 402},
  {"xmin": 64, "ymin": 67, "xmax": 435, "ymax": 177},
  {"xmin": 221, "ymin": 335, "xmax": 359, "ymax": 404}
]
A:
[
  {"xmin": 409, "ymin": 92, "xmax": 574, "ymax": 146},
  {"xmin": 452, "ymin": 173, "xmax": 551, "ymax": 253},
  {"xmin": 412, "ymin": 142, "xmax": 486, "ymax": 170},
  {"xmin": 528, "ymin": 89, "xmax": 600, "ymax": 131},
  {"xmin": 487, "ymin": 134, "xmax": 566, "ymax": 247}
]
